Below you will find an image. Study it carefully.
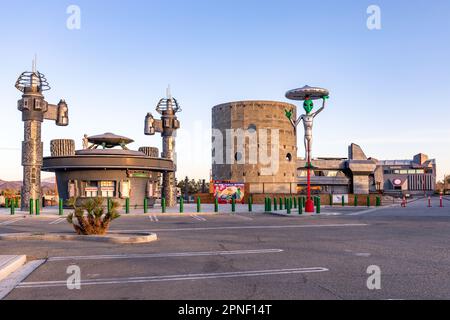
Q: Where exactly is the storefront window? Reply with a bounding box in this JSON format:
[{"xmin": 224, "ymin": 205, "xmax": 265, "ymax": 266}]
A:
[
  {"xmin": 84, "ymin": 181, "xmax": 99, "ymax": 198},
  {"xmin": 99, "ymin": 181, "xmax": 116, "ymax": 198}
]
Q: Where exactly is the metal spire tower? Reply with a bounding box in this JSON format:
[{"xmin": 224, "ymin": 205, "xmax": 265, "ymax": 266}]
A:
[
  {"xmin": 144, "ymin": 87, "xmax": 181, "ymax": 207},
  {"xmin": 15, "ymin": 60, "xmax": 69, "ymax": 210}
]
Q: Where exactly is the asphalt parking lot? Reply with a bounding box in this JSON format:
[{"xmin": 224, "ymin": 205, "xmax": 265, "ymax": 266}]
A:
[{"xmin": 0, "ymin": 197, "xmax": 449, "ymax": 300}]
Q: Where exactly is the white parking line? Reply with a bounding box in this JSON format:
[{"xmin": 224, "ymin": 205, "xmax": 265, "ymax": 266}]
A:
[
  {"xmin": 148, "ymin": 215, "xmax": 159, "ymax": 222},
  {"xmin": 112, "ymin": 223, "xmax": 368, "ymax": 233},
  {"xmin": 0, "ymin": 218, "xmax": 25, "ymax": 226},
  {"xmin": 17, "ymin": 267, "xmax": 329, "ymax": 289},
  {"xmin": 347, "ymin": 205, "xmax": 397, "ymax": 216},
  {"xmin": 190, "ymin": 214, "xmax": 207, "ymax": 221},
  {"xmin": 48, "ymin": 248, "xmax": 284, "ymax": 262},
  {"xmin": 49, "ymin": 218, "xmax": 66, "ymax": 225}
]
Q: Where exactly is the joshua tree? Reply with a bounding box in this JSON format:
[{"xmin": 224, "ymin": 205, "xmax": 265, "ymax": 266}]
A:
[{"xmin": 66, "ymin": 197, "xmax": 121, "ymax": 235}]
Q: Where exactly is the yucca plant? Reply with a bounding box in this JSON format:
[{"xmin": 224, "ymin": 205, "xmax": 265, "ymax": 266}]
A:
[{"xmin": 66, "ymin": 197, "xmax": 121, "ymax": 235}]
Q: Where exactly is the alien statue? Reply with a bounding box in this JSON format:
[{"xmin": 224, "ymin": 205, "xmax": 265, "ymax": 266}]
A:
[{"xmin": 285, "ymin": 95, "xmax": 328, "ymax": 165}]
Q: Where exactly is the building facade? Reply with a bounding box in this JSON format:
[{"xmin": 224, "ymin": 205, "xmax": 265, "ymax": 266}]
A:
[
  {"xmin": 211, "ymin": 100, "xmax": 437, "ymax": 196},
  {"xmin": 374, "ymin": 153, "xmax": 436, "ymax": 195},
  {"xmin": 43, "ymin": 134, "xmax": 174, "ymax": 207}
]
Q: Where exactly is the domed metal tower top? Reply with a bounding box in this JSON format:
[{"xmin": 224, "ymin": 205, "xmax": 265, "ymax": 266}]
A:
[
  {"xmin": 155, "ymin": 86, "xmax": 182, "ymax": 114},
  {"xmin": 15, "ymin": 58, "xmax": 51, "ymax": 93}
]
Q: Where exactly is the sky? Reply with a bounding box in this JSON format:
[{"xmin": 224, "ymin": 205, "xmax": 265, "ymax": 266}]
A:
[{"xmin": 0, "ymin": 0, "xmax": 449, "ymax": 182}]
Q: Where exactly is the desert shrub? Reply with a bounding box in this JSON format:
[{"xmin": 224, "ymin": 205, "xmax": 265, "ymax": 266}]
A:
[{"xmin": 66, "ymin": 197, "xmax": 121, "ymax": 235}]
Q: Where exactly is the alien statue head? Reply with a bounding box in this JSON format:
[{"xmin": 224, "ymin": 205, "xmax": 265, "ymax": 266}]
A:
[{"xmin": 303, "ymin": 96, "xmax": 314, "ymax": 114}]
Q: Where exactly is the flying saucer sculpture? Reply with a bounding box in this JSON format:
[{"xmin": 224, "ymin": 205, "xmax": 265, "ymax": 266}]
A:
[
  {"xmin": 285, "ymin": 85, "xmax": 330, "ymax": 213},
  {"xmin": 87, "ymin": 133, "xmax": 134, "ymax": 150},
  {"xmin": 285, "ymin": 85, "xmax": 329, "ymax": 101}
]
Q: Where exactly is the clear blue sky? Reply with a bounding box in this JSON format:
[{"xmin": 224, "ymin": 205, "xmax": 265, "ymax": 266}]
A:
[{"xmin": 0, "ymin": 0, "xmax": 449, "ymax": 181}]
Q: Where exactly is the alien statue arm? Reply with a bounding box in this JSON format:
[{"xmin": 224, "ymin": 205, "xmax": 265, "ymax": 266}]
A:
[
  {"xmin": 284, "ymin": 109, "xmax": 297, "ymax": 128},
  {"xmin": 312, "ymin": 96, "xmax": 329, "ymax": 118},
  {"xmin": 295, "ymin": 114, "xmax": 305, "ymax": 127}
]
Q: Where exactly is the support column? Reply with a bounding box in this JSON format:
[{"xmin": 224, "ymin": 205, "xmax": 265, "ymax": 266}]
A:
[{"xmin": 21, "ymin": 120, "xmax": 43, "ymax": 210}]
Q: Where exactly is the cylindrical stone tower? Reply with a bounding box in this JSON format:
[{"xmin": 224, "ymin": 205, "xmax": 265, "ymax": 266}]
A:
[{"xmin": 212, "ymin": 100, "xmax": 298, "ymax": 194}]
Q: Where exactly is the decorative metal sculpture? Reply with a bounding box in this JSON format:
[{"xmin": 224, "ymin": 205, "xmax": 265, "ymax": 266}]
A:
[
  {"xmin": 16, "ymin": 59, "xmax": 69, "ymax": 210},
  {"xmin": 285, "ymin": 85, "xmax": 329, "ymax": 213},
  {"xmin": 144, "ymin": 87, "xmax": 181, "ymax": 207}
]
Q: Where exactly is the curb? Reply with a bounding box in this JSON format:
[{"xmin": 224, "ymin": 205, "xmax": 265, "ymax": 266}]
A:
[
  {"xmin": 0, "ymin": 212, "xmax": 262, "ymax": 219},
  {"xmin": 0, "ymin": 232, "xmax": 157, "ymax": 244}
]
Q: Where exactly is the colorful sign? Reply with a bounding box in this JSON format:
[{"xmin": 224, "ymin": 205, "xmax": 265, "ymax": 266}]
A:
[
  {"xmin": 332, "ymin": 194, "xmax": 348, "ymax": 204},
  {"xmin": 213, "ymin": 183, "xmax": 245, "ymax": 204}
]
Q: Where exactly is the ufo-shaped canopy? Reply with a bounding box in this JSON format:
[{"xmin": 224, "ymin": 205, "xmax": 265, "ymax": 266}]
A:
[
  {"xmin": 285, "ymin": 85, "xmax": 329, "ymax": 101},
  {"xmin": 88, "ymin": 133, "xmax": 134, "ymax": 149}
]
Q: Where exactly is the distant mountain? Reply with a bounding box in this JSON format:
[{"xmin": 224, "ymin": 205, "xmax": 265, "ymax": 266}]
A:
[{"xmin": 0, "ymin": 179, "xmax": 56, "ymax": 193}]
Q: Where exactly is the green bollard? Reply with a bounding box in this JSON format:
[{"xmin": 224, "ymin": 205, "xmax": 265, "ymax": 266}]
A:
[
  {"xmin": 144, "ymin": 198, "xmax": 148, "ymax": 214},
  {"xmin": 180, "ymin": 197, "xmax": 184, "ymax": 213},
  {"xmin": 287, "ymin": 198, "xmax": 291, "ymax": 214},
  {"xmin": 329, "ymin": 194, "xmax": 333, "ymax": 207},
  {"xmin": 294, "ymin": 197, "xmax": 297, "ymax": 209},
  {"xmin": 268, "ymin": 198, "xmax": 272, "ymax": 212},
  {"xmin": 376, "ymin": 196, "xmax": 381, "ymax": 207},
  {"xmin": 29, "ymin": 199, "xmax": 34, "ymax": 215},
  {"xmin": 35, "ymin": 199, "xmax": 40, "ymax": 216},
  {"xmin": 214, "ymin": 197, "xmax": 219, "ymax": 213},
  {"xmin": 354, "ymin": 195, "xmax": 358, "ymax": 207},
  {"xmin": 248, "ymin": 196, "xmax": 252, "ymax": 212},
  {"xmin": 107, "ymin": 198, "xmax": 111, "ymax": 214},
  {"xmin": 231, "ymin": 198, "xmax": 236, "ymax": 213},
  {"xmin": 273, "ymin": 198, "xmax": 277, "ymax": 211},
  {"xmin": 316, "ymin": 199, "xmax": 321, "ymax": 214},
  {"xmin": 162, "ymin": 198, "xmax": 166, "ymax": 213},
  {"xmin": 10, "ymin": 203, "xmax": 15, "ymax": 215},
  {"xmin": 299, "ymin": 199, "xmax": 303, "ymax": 215},
  {"xmin": 58, "ymin": 199, "xmax": 64, "ymax": 216},
  {"xmin": 125, "ymin": 198, "xmax": 130, "ymax": 214},
  {"xmin": 196, "ymin": 197, "xmax": 201, "ymax": 213},
  {"xmin": 367, "ymin": 195, "xmax": 370, "ymax": 207},
  {"xmin": 279, "ymin": 198, "xmax": 283, "ymax": 210},
  {"xmin": 342, "ymin": 196, "xmax": 345, "ymax": 207}
]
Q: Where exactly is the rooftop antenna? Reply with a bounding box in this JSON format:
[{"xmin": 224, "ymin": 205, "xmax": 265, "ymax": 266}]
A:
[
  {"xmin": 166, "ymin": 85, "xmax": 172, "ymax": 100},
  {"xmin": 32, "ymin": 54, "xmax": 37, "ymax": 73}
]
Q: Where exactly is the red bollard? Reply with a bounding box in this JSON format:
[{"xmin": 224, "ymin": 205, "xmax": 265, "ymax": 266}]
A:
[
  {"xmin": 428, "ymin": 197, "xmax": 432, "ymax": 208},
  {"xmin": 401, "ymin": 196, "xmax": 406, "ymax": 208},
  {"xmin": 440, "ymin": 196, "xmax": 443, "ymax": 208}
]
